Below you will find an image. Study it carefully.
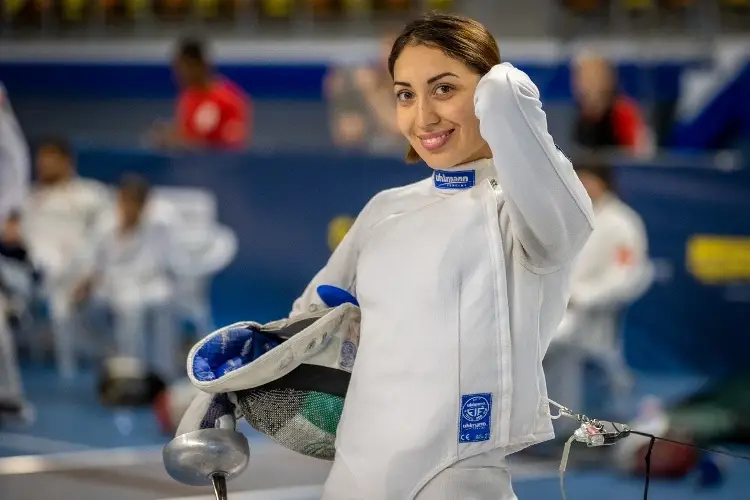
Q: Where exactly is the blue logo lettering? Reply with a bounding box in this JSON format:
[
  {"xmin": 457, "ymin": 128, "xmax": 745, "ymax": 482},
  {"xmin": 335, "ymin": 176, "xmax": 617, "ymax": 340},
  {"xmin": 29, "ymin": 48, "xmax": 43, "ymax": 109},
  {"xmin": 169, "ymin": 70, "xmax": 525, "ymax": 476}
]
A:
[{"xmin": 434, "ymin": 170, "xmax": 475, "ymax": 190}]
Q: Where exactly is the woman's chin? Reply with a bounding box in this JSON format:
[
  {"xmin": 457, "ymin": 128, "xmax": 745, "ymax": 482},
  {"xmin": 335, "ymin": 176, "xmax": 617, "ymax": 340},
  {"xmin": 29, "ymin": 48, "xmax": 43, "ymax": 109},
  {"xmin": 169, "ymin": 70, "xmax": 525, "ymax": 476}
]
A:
[{"xmin": 419, "ymin": 150, "xmax": 462, "ymax": 170}]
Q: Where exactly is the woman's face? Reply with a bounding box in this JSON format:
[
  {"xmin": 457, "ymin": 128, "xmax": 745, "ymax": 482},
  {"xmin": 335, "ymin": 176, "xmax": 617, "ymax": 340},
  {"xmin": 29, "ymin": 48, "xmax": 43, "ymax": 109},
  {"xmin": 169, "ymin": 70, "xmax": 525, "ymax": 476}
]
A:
[{"xmin": 393, "ymin": 44, "xmax": 490, "ymax": 170}]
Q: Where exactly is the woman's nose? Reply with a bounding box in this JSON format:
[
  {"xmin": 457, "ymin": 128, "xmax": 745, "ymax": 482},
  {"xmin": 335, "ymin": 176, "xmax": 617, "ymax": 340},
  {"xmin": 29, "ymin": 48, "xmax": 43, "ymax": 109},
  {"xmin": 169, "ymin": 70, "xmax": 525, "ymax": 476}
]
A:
[{"xmin": 415, "ymin": 97, "xmax": 440, "ymax": 128}]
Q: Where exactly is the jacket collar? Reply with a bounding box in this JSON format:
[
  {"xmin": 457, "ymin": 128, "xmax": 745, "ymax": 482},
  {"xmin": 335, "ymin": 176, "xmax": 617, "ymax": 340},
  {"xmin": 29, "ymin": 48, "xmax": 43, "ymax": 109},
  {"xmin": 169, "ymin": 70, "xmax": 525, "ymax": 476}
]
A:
[{"xmin": 431, "ymin": 158, "xmax": 495, "ymax": 195}]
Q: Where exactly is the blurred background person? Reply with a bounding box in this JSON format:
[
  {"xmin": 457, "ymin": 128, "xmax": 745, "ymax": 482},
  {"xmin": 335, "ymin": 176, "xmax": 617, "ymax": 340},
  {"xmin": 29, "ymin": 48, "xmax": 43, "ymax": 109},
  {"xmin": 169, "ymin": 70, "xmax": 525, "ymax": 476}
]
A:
[
  {"xmin": 0, "ymin": 82, "xmax": 30, "ymax": 225},
  {"xmin": 324, "ymin": 32, "xmax": 403, "ymax": 154},
  {"xmin": 544, "ymin": 157, "xmax": 654, "ymax": 426},
  {"xmin": 71, "ymin": 174, "xmax": 184, "ymax": 383},
  {"xmin": 0, "ymin": 81, "xmax": 31, "ymax": 416},
  {"xmin": 22, "ymin": 137, "xmax": 113, "ymax": 381},
  {"xmin": 572, "ymin": 51, "xmax": 654, "ymax": 158},
  {"xmin": 0, "ymin": 212, "xmax": 36, "ymax": 419},
  {"xmin": 150, "ymin": 37, "xmax": 251, "ymax": 150},
  {"xmin": 0, "ymin": 213, "xmax": 38, "ymax": 324}
]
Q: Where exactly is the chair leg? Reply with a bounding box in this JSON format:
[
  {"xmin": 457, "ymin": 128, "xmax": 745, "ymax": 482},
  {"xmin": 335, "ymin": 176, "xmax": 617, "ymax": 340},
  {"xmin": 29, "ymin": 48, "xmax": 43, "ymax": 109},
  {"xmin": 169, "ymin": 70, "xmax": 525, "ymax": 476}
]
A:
[
  {"xmin": 152, "ymin": 306, "xmax": 180, "ymax": 382},
  {"xmin": 51, "ymin": 315, "xmax": 78, "ymax": 381}
]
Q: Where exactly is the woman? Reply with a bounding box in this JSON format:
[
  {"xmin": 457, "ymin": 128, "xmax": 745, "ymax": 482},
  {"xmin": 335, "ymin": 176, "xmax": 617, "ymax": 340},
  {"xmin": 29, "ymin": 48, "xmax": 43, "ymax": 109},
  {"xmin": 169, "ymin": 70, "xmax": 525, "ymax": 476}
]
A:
[
  {"xmin": 289, "ymin": 13, "xmax": 595, "ymax": 500},
  {"xmin": 169, "ymin": 12, "xmax": 595, "ymax": 500}
]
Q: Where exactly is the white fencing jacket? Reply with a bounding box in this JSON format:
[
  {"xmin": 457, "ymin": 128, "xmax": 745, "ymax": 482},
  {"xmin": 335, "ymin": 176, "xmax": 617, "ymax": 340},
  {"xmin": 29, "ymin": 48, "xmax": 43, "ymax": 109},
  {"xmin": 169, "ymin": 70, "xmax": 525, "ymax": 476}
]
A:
[
  {"xmin": 22, "ymin": 178, "xmax": 113, "ymax": 291},
  {"xmin": 290, "ymin": 63, "xmax": 595, "ymax": 500},
  {"xmin": 557, "ymin": 192, "xmax": 653, "ymax": 350},
  {"xmin": 83, "ymin": 200, "xmax": 190, "ymax": 312},
  {"xmin": 0, "ymin": 83, "xmax": 30, "ymax": 223}
]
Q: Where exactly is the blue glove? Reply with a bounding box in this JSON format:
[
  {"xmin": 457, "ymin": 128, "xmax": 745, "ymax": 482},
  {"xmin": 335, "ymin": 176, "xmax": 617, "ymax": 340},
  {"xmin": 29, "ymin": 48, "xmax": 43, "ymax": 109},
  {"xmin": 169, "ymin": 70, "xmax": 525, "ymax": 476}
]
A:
[{"xmin": 317, "ymin": 285, "xmax": 359, "ymax": 307}]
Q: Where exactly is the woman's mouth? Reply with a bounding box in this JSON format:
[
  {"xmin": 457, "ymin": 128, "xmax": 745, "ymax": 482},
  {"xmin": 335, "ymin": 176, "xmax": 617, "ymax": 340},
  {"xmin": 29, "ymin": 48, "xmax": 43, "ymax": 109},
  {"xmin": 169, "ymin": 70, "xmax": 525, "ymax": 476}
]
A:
[{"xmin": 418, "ymin": 129, "xmax": 455, "ymax": 152}]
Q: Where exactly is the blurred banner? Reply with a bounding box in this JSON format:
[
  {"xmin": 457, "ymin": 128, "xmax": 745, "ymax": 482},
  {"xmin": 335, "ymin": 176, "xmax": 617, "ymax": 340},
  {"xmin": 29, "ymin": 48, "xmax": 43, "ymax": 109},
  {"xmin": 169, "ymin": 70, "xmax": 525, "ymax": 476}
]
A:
[{"xmin": 74, "ymin": 149, "xmax": 750, "ymax": 377}]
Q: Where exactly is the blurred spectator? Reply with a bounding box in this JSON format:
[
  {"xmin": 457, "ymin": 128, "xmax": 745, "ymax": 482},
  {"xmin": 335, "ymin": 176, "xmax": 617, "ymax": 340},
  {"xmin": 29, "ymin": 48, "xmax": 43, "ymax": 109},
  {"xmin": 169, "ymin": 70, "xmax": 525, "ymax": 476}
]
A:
[
  {"xmin": 71, "ymin": 174, "xmax": 183, "ymax": 381},
  {"xmin": 150, "ymin": 37, "xmax": 251, "ymax": 151},
  {"xmin": 22, "ymin": 137, "xmax": 113, "ymax": 380},
  {"xmin": 0, "ymin": 212, "xmax": 36, "ymax": 418},
  {"xmin": 544, "ymin": 157, "xmax": 654, "ymax": 420},
  {"xmin": 571, "ymin": 51, "xmax": 654, "ymax": 158},
  {"xmin": 0, "ymin": 213, "xmax": 24, "ymax": 261},
  {"xmin": 1, "ymin": 212, "xmax": 39, "ymax": 323},
  {"xmin": 324, "ymin": 32, "xmax": 403, "ymax": 154},
  {"xmin": 0, "ymin": 82, "xmax": 31, "ymax": 225}
]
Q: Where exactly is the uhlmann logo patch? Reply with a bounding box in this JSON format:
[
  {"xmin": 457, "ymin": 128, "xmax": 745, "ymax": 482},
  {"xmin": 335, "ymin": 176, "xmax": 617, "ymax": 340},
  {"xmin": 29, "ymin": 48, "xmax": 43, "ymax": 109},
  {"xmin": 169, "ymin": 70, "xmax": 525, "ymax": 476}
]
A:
[
  {"xmin": 459, "ymin": 393, "xmax": 492, "ymax": 443},
  {"xmin": 434, "ymin": 170, "xmax": 475, "ymax": 190}
]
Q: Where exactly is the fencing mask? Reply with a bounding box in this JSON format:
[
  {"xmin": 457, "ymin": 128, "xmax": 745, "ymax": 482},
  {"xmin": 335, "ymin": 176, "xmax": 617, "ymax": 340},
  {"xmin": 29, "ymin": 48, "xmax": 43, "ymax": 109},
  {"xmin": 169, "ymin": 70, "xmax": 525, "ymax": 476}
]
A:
[{"xmin": 186, "ymin": 301, "xmax": 360, "ymax": 460}]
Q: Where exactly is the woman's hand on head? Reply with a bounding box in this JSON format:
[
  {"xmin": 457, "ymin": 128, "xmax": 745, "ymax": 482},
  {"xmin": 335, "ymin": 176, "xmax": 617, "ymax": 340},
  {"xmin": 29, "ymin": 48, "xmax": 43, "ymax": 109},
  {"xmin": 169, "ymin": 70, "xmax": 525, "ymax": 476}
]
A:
[{"xmin": 474, "ymin": 63, "xmax": 541, "ymax": 121}]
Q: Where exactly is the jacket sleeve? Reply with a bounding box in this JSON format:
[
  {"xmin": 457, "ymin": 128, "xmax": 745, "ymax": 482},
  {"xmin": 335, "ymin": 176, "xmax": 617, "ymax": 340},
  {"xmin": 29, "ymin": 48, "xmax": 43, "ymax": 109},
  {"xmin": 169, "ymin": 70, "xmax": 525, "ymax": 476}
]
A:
[
  {"xmin": 570, "ymin": 213, "xmax": 654, "ymax": 309},
  {"xmin": 289, "ymin": 195, "xmax": 377, "ymax": 317},
  {"xmin": 0, "ymin": 89, "xmax": 30, "ymax": 220},
  {"xmin": 474, "ymin": 63, "xmax": 595, "ymax": 271}
]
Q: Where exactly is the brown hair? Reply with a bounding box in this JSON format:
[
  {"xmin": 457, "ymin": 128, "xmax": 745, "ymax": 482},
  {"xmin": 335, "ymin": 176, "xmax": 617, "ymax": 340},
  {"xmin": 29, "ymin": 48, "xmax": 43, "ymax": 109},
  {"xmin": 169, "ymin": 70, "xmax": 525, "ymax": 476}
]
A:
[
  {"xmin": 388, "ymin": 13, "xmax": 501, "ymax": 163},
  {"xmin": 37, "ymin": 136, "xmax": 73, "ymax": 160},
  {"xmin": 118, "ymin": 173, "xmax": 151, "ymax": 206}
]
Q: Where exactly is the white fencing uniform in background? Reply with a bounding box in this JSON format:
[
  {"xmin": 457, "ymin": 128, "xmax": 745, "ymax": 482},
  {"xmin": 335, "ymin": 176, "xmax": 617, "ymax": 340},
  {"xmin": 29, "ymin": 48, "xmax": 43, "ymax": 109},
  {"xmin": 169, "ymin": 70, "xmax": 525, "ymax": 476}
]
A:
[
  {"xmin": 0, "ymin": 312, "xmax": 23, "ymax": 407},
  {"xmin": 148, "ymin": 188, "xmax": 238, "ymax": 340},
  {"xmin": 0, "ymin": 82, "xmax": 30, "ymax": 223},
  {"xmin": 545, "ymin": 192, "xmax": 653, "ymax": 419},
  {"xmin": 0, "ymin": 81, "xmax": 32, "ymax": 404},
  {"xmin": 22, "ymin": 177, "xmax": 113, "ymax": 379},
  {"xmin": 290, "ymin": 63, "xmax": 595, "ymax": 500},
  {"xmin": 86, "ymin": 202, "xmax": 186, "ymax": 381},
  {"xmin": 0, "ymin": 253, "xmax": 31, "ymax": 409}
]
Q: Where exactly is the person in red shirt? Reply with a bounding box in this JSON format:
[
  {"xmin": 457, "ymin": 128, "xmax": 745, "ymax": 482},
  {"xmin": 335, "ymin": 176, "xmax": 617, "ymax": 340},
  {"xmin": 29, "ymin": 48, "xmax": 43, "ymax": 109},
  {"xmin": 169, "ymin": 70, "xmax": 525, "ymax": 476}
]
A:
[
  {"xmin": 151, "ymin": 38, "xmax": 251, "ymax": 150},
  {"xmin": 572, "ymin": 52, "xmax": 653, "ymax": 158}
]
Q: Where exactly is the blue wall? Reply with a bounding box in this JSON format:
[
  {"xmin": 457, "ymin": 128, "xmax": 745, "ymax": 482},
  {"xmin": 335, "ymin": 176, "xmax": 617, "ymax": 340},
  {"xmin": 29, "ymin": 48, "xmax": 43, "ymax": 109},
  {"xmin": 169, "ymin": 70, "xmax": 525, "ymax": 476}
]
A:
[
  {"xmin": 5, "ymin": 47, "xmax": 750, "ymax": 149},
  {"xmin": 6, "ymin": 58, "xmax": 749, "ymax": 150},
  {"xmin": 0, "ymin": 61, "xmax": 696, "ymax": 102},
  {"xmin": 74, "ymin": 149, "xmax": 750, "ymax": 377}
]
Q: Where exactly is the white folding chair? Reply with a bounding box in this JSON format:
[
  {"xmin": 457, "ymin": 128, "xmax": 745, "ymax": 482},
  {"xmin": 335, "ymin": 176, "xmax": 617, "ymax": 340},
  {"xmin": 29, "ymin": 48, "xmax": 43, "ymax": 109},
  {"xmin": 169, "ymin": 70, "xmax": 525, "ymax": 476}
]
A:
[{"xmin": 149, "ymin": 187, "xmax": 238, "ymax": 340}]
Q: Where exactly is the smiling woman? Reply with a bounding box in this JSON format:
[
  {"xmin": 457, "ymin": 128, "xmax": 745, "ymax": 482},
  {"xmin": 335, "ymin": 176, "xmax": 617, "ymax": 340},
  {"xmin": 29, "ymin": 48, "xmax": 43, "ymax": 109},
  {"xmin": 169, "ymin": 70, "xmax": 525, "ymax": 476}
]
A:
[
  {"xmin": 388, "ymin": 15, "xmax": 500, "ymax": 167},
  {"xmin": 283, "ymin": 12, "xmax": 595, "ymax": 500},
  {"xmin": 165, "ymin": 11, "xmax": 595, "ymax": 500}
]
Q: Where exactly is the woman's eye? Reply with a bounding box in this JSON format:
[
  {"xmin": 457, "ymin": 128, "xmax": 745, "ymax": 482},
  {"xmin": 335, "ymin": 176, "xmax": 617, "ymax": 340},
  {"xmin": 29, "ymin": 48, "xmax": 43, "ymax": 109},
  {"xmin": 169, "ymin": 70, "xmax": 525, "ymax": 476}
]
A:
[
  {"xmin": 435, "ymin": 84, "xmax": 453, "ymax": 96},
  {"xmin": 396, "ymin": 90, "xmax": 413, "ymax": 101}
]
